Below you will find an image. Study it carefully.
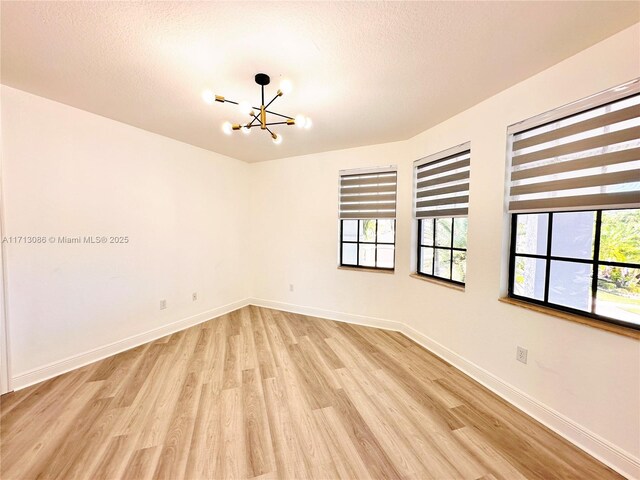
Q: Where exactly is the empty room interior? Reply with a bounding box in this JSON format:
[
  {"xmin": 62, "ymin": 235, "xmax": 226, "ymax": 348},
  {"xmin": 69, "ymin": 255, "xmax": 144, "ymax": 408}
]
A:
[{"xmin": 1, "ymin": 1, "xmax": 640, "ymax": 479}]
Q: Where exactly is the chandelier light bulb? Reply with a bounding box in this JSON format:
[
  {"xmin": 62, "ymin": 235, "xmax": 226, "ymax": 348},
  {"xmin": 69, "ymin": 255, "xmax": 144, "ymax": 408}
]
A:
[
  {"xmin": 239, "ymin": 101, "xmax": 253, "ymax": 116},
  {"xmin": 242, "ymin": 125, "xmax": 251, "ymax": 135},
  {"xmin": 272, "ymin": 133, "xmax": 283, "ymax": 145},
  {"xmin": 295, "ymin": 114, "xmax": 307, "ymax": 129},
  {"xmin": 202, "ymin": 89, "xmax": 215, "ymax": 105},
  {"xmin": 222, "ymin": 121, "xmax": 233, "ymax": 135},
  {"xmin": 280, "ymin": 79, "xmax": 293, "ymax": 95},
  {"xmin": 304, "ymin": 117, "xmax": 312, "ymax": 129}
]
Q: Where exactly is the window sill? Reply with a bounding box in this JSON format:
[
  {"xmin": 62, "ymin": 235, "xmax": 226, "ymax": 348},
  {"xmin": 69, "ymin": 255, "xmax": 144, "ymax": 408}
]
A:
[
  {"xmin": 410, "ymin": 273, "xmax": 465, "ymax": 292},
  {"xmin": 498, "ymin": 297, "xmax": 640, "ymax": 340},
  {"xmin": 337, "ymin": 266, "xmax": 394, "ymax": 275}
]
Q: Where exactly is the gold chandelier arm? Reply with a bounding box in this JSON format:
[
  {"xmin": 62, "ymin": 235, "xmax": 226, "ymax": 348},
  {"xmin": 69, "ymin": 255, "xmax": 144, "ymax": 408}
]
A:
[{"xmin": 265, "ymin": 120, "xmax": 295, "ymax": 126}]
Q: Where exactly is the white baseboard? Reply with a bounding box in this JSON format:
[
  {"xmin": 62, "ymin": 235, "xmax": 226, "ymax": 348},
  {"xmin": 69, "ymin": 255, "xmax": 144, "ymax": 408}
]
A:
[
  {"xmin": 249, "ymin": 297, "xmax": 639, "ymax": 480},
  {"xmin": 11, "ymin": 298, "xmax": 250, "ymax": 390},
  {"xmin": 249, "ymin": 298, "xmax": 404, "ymax": 332}
]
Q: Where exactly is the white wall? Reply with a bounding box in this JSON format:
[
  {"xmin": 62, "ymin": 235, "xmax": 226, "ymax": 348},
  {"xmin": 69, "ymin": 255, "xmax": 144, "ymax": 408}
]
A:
[
  {"xmin": 1, "ymin": 86, "xmax": 251, "ymax": 384},
  {"xmin": 249, "ymin": 24, "xmax": 640, "ymax": 475}
]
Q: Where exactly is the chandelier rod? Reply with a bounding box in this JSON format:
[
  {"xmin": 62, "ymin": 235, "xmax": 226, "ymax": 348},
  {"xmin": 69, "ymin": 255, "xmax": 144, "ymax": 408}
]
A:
[
  {"xmin": 265, "ymin": 110, "xmax": 294, "ymax": 120},
  {"xmin": 246, "ymin": 109, "xmax": 293, "ymax": 128},
  {"xmin": 264, "ymin": 94, "xmax": 280, "ymax": 110},
  {"xmin": 248, "ymin": 112, "xmax": 261, "ymax": 128},
  {"xmin": 264, "ymin": 121, "xmax": 291, "ymax": 126}
]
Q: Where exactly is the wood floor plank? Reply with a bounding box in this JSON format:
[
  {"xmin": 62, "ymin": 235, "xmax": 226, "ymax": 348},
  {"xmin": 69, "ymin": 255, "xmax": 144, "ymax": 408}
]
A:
[
  {"xmin": 0, "ymin": 306, "xmax": 623, "ymax": 480},
  {"xmin": 439, "ymin": 372, "xmax": 618, "ymax": 479},
  {"xmin": 89, "ymin": 434, "xmax": 135, "ymax": 480},
  {"xmin": 187, "ymin": 326, "xmax": 212, "ymax": 375},
  {"xmin": 337, "ymin": 322, "xmax": 465, "ymax": 431},
  {"xmin": 1, "ymin": 381, "xmax": 104, "ymax": 479},
  {"xmin": 153, "ymin": 371, "xmax": 201, "ymax": 479},
  {"xmin": 219, "ymin": 387, "xmax": 246, "ymax": 479},
  {"xmin": 250, "ymin": 306, "xmax": 278, "ymax": 380},
  {"xmin": 370, "ymin": 386, "xmax": 464, "ymax": 480},
  {"xmin": 205, "ymin": 315, "xmax": 229, "ymax": 392},
  {"xmin": 330, "ymin": 387, "xmax": 403, "ymax": 479},
  {"xmin": 57, "ymin": 404, "xmax": 128, "ymax": 480},
  {"xmin": 334, "ymin": 367, "xmax": 430, "ymax": 479},
  {"xmin": 240, "ymin": 309, "xmax": 259, "ymax": 372},
  {"xmin": 312, "ymin": 406, "xmax": 372, "ymax": 480},
  {"xmin": 325, "ymin": 333, "xmax": 380, "ymax": 376},
  {"xmin": 242, "ymin": 368, "xmax": 275, "ymax": 478},
  {"xmin": 263, "ymin": 375, "xmax": 309, "ymax": 480},
  {"xmin": 134, "ymin": 326, "xmax": 200, "ymax": 449},
  {"xmin": 277, "ymin": 360, "xmax": 340, "ymax": 479},
  {"xmin": 452, "ymin": 426, "xmax": 528, "ymax": 480},
  {"xmin": 1, "ymin": 365, "xmax": 92, "ymax": 438},
  {"xmin": 89, "ymin": 345, "xmax": 139, "ymax": 382},
  {"xmin": 223, "ymin": 335, "xmax": 242, "ymax": 390},
  {"xmin": 92, "ymin": 344, "xmax": 149, "ymax": 400},
  {"xmin": 112, "ymin": 343, "xmax": 164, "ymax": 408},
  {"xmin": 25, "ymin": 396, "xmax": 113, "ymax": 479},
  {"xmin": 122, "ymin": 446, "xmax": 159, "ymax": 480},
  {"xmin": 183, "ymin": 382, "xmax": 223, "ymax": 479},
  {"xmin": 287, "ymin": 342, "xmax": 335, "ymax": 410},
  {"xmin": 0, "ymin": 383, "xmax": 37, "ymax": 418},
  {"xmin": 374, "ymin": 369, "xmax": 504, "ymax": 479},
  {"xmin": 305, "ymin": 324, "xmax": 345, "ymax": 370},
  {"xmin": 298, "ymin": 335, "xmax": 341, "ymax": 389}
]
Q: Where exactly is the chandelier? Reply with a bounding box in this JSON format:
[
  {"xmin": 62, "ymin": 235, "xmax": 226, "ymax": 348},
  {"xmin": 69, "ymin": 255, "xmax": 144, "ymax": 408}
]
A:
[{"xmin": 202, "ymin": 73, "xmax": 311, "ymax": 145}]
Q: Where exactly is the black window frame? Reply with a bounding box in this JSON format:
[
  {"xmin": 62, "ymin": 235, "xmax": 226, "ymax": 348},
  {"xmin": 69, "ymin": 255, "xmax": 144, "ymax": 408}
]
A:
[
  {"xmin": 416, "ymin": 217, "xmax": 468, "ymax": 286},
  {"xmin": 340, "ymin": 219, "xmax": 396, "ymax": 271},
  {"xmin": 508, "ymin": 208, "xmax": 640, "ymax": 331}
]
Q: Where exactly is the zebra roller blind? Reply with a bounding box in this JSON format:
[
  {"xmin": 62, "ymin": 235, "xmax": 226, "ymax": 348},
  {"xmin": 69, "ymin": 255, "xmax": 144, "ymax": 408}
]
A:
[
  {"xmin": 507, "ymin": 79, "xmax": 640, "ymax": 213},
  {"xmin": 339, "ymin": 167, "xmax": 397, "ymax": 219},
  {"xmin": 413, "ymin": 143, "xmax": 471, "ymax": 218}
]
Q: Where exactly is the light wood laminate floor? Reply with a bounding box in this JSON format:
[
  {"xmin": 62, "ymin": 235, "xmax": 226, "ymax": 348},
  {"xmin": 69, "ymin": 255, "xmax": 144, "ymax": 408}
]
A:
[{"xmin": 0, "ymin": 306, "xmax": 621, "ymax": 479}]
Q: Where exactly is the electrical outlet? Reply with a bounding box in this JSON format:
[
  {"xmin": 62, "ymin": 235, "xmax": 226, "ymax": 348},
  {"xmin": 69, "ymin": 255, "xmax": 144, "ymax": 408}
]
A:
[
  {"xmin": 289, "ymin": 284, "xmax": 294, "ymax": 292},
  {"xmin": 192, "ymin": 292, "xmax": 198, "ymax": 301},
  {"xmin": 516, "ymin": 346, "xmax": 528, "ymax": 364},
  {"xmin": 160, "ymin": 299, "xmax": 167, "ymax": 310}
]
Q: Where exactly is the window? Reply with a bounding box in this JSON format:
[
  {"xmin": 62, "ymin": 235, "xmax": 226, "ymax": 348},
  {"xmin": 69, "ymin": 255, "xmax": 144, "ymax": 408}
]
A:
[
  {"xmin": 340, "ymin": 219, "xmax": 396, "ymax": 269},
  {"xmin": 509, "ymin": 209, "xmax": 639, "ymax": 328},
  {"xmin": 418, "ymin": 217, "xmax": 467, "ymax": 284},
  {"xmin": 413, "ymin": 143, "xmax": 470, "ymax": 286},
  {"xmin": 339, "ymin": 167, "xmax": 397, "ymax": 270},
  {"xmin": 507, "ymin": 79, "xmax": 640, "ymax": 330}
]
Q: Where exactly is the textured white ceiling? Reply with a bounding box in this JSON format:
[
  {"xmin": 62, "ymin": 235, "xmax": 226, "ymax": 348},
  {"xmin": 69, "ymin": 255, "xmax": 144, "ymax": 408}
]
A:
[{"xmin": 2, "ymin": 1, "xmax": 638, "ymax": 162}]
